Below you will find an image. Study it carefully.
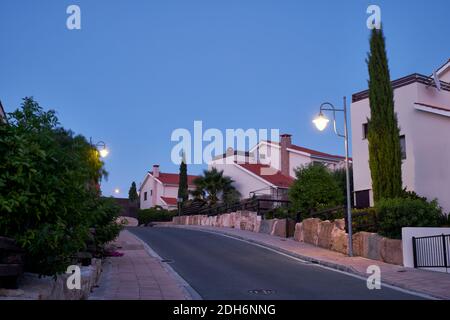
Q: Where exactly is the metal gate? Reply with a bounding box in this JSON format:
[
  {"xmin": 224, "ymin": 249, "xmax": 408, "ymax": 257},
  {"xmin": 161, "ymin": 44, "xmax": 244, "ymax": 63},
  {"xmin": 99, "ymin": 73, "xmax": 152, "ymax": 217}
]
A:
[{"xmin": 412, "ymin": 234, "xmax": 450, "ymax": 269}]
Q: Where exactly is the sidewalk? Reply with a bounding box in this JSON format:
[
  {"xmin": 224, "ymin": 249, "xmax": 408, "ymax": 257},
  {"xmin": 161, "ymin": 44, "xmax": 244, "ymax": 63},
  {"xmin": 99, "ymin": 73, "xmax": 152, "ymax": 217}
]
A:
[
  {"xmin": 89, "ymin": 230, "xmax": 190, "ymax": 300},
  {"xmin": 168, "ymin": 225, "xmax": 450, "ymax": 300}
]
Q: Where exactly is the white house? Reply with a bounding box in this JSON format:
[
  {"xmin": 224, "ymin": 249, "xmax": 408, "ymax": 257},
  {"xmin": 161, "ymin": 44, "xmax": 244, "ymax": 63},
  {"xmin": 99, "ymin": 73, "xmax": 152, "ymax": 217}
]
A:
[
  {"xmin": 351, "ymin": 59, "xmax": 450, "ymax": 213},
  {"xmin": 209, "ymin": 134, "xmax": 348, "ymax": 200},
  {"xmin": 139, "ymin": 165, "xmax": 199, "ymax": 210}
]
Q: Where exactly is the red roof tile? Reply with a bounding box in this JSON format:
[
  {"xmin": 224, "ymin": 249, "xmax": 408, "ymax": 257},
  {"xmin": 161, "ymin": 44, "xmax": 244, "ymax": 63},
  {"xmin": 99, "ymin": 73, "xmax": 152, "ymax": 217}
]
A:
[
  {"xmin": 150, "ymin": 172, "xmax": 199, "ymax": 186},
  {"xmin": 237, "ymin": 163, "xmax": 294, "ymax": 188},
  {"xmin": 263, "ymin": 140, "xmax": 348, "ymax": 160},
  {"xmin": 160, "ymin": 196, "xmax": 178, "ymax": 206}
]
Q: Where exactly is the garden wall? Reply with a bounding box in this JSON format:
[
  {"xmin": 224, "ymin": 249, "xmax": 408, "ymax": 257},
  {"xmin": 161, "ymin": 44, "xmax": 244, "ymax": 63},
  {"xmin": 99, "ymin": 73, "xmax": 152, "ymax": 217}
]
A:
[
  {"xmin": 294, "ymin": 218, "xmax": 403, "ymax": 265},
  {"xmin": 0, "ymin": 259, "xmax": 102, "ymax": 300},
  {"xmin": 172, "ymin": 213, "xmax": 403, "ymax": 266}
]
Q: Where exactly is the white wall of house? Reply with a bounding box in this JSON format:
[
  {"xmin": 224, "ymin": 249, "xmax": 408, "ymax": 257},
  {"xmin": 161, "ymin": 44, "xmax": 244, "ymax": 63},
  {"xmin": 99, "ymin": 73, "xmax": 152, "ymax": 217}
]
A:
[
  {"xmin": 209, "ymin": 162, "xmax": 272, "ymax": 198},
  {"xmin": 288, "ymin": 150, "xmax": 313, "ymax": 177},
  {"xmin": 140, "ymin": 174, "xmax": 155, "ymax": 209},
  {"xmin": 402, "ymin": 227, "xmax": 450, "ymax": 272},
  {"xmin": 252, "ymin": 142, "xmax": 281, "ymax": 170},
  {"xmin": 351, "ymin": 70, "xmax": 450, "ymax": 213}
]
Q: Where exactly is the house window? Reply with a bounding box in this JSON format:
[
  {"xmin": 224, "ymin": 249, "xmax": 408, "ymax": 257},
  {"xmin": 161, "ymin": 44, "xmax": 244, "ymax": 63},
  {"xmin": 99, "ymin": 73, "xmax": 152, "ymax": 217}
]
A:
[
  {"xmin": 144, "ymin": 192, "xmax": 148, "ymax": 201},
  {"xmin": 400, "ymin": 135, "xmax": 406, "ymax": 160},
  {"xmin": 150, "ymin": 190, "xmax": 153, "ymax": 196},
  {"xmin": 362, "ymin": 123, "xmax": 368, "ymax": 140}
]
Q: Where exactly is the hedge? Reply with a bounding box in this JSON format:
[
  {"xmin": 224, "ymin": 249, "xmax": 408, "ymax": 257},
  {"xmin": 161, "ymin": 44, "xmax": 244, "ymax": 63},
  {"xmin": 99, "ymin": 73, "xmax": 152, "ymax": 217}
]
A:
[{"xmin": 138, "ymin": 208, "xmax": 177, "ymax": 225}]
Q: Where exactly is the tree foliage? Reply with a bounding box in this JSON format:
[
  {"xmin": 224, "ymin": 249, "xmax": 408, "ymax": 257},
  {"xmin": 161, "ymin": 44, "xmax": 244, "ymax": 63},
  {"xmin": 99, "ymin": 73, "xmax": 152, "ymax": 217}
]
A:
[
  {"xmin": 332, "ymin": 166, "xmax": 354, "ymax": 207},
  {"xmin": 177, "ymin": 157, "xmax": 188, "ymax": 203},
  {"xmin": 289, "ymin": 163, "xmax": 344, "ymax": 217},
  {"xmin": 191, "ymin": 168, "xmax": 240, "ymax": 205},
  {"xmin": 0, "ymin": 97, "xmax": 121, "ymax": 276},
  {"xmin": 367, "ymin": 27, "xmax": 403, "ymax": 202},
  {"xmin": 128, "ymin": 181, "xmax": 139, "ymax": 202}
]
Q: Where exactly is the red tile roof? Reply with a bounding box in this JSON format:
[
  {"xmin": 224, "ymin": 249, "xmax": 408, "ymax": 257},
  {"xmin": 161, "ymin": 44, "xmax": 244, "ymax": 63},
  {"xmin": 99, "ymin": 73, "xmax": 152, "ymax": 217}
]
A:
[
  {"xmin": 289, "ymin": 144, "xmax": 347, "ymax": 160},
  {"xmin": 150, "ymin": 172, "xmax": 199, "ymax": 186},
  {"xmin": 160, "ymin": 196, "xmax": 178, "ymax": 206},
  {"xmin": 263, "ymin": 140, "xmax": 348, "ymax": 160},
  {"xmin": 237, "ymin": 163, "xmax": 294, "ymax": 188}
]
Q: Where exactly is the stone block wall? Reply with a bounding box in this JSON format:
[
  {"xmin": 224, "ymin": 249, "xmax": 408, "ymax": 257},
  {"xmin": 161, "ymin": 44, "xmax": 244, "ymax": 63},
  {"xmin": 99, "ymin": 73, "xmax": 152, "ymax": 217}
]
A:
[
  {"xmin": 294, "ymin": 218, "xmax": 403, "ymax": 265},
  {"xmin": 173, "ymin": 211, "xmax": 261, "ymax": 233}
]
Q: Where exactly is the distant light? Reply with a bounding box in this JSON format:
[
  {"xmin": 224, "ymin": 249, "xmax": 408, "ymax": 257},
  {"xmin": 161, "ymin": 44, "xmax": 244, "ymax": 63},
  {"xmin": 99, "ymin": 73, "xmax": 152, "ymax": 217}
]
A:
[
  {"xmin": 99, "ymin": 148, "xmax": 109, "ymax": 158},
  {"xmin": 313, "ymin": 113, "xmax": 330, "ymax": 132},
  {"xmin": 114, "ymin": 188, "xmax": 120, "ymax": 194}
]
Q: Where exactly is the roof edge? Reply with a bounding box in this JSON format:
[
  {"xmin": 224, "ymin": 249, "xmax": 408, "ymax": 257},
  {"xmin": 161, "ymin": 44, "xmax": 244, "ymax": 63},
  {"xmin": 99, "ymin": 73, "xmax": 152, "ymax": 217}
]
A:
[{"xmin": 352, "ymin": 73, "xmax": 450, "ymax": 103}]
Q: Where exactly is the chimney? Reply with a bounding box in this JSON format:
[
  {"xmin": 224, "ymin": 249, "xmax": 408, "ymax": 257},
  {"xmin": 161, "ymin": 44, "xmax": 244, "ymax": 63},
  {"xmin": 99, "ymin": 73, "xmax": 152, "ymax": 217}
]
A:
[
  {"xmin": 152, "ymin": 164, "xmax": 160, "ymax": 178},
  {"xmin": 280, "ymin": 134, "xmax": 292, "ymax": 177}
]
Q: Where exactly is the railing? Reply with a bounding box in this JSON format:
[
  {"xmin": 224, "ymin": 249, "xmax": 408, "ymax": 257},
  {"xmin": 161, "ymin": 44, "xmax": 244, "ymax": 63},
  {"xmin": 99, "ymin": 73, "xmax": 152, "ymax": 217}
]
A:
[
  {"xmin": 413, "ymin": 234, "xmax": 450, "ymax": 270},
  {"xmin": 349, "ymin": 210, "xmax": 378, "ymax": 233},
  {"xmin": 308, "ymin": 206, "xmax": 345, "ymax": 222},
  {"xmin": 181, "ymin": 198, "xmax": 291, "ymax": 218}
]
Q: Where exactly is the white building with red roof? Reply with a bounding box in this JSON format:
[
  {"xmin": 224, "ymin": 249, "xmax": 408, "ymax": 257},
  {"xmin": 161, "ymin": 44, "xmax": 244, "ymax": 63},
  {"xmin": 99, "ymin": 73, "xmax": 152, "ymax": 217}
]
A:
[
  {"xmin": 351, "ymin": 59, "xmax": 450, "ymax": 212},
  {"xmin": 139, "ymin": 165, "xmax": 199, "ymax": 210},
  {"xmin": 209, "ymin": 134, "xmax": 348, "ymax": 200}
]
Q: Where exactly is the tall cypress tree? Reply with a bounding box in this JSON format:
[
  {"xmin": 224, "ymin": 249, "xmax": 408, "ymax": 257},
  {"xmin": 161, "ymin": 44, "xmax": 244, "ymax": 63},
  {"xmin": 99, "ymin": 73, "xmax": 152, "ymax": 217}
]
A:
[
  {"xmin": 128, "ymin": 181, "xmax": 138, "ymax": 202},
  {"xmin": 366, "ymin": 27, "xmax": 403, "ymax": 203},
  {"xmin": 178, "ymin": 153, "xmax": 188, "ymax": 203}
]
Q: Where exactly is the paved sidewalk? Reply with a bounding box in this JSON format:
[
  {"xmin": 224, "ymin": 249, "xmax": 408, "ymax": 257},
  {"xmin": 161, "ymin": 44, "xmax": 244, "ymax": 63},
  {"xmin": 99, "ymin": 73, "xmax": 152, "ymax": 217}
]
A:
[
  {"xmin": 89, "ymin": 230, "xmax": 190, "ymax": 300},
  {"xmin": 168, "ymin": 225, "xmax": 450, "ymax": 300}
]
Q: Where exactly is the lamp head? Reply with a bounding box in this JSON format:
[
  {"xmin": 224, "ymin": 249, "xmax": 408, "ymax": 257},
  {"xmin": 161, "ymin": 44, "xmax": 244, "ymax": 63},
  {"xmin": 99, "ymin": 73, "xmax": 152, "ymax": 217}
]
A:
[
  {"xmin": 99, "ymin": 148, "xmax": 109, "ymax": 158},
  {"xmin": 313, "ymin": 112, "xmax": 330, "ymax": 131}
]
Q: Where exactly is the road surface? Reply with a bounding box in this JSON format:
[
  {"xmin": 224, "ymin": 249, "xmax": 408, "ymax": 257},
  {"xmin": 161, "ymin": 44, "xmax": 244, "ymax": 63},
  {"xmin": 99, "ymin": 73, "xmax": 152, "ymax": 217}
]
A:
[{"xmin": 128, "ymin": 227, "xmax": 424, "ymax": 300}]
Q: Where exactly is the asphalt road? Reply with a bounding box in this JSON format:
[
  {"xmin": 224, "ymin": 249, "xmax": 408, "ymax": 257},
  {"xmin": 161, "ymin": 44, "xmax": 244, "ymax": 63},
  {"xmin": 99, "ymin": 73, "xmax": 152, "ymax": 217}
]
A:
[{"xmin": 128, "ymin": 227, "xmax": 424, "ymax": 300}]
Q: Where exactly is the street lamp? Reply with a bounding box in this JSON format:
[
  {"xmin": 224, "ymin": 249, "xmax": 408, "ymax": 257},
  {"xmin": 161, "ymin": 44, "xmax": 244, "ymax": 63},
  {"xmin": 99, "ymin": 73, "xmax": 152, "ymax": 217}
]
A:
[
  {"xmin": 90, "ymin": 138, "xmax": 109, "ymax": 158},
  {"xmin": 313, "ymin": 97, "xmax": 353, "ymax": 257}
]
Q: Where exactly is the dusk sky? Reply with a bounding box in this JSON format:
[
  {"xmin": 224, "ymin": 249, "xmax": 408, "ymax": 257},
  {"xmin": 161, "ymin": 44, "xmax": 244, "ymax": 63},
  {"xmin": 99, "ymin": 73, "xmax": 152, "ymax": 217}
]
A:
[{"xmin": 1, "ymin": 0, "xmax": 449, "ymax": 197}]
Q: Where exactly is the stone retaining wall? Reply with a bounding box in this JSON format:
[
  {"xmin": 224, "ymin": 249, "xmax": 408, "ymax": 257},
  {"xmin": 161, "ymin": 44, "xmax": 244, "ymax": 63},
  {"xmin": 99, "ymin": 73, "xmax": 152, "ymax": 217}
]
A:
[
  {"xmin": 0, "ymin": 259, "xmax": 102, "ymax": 300},
  {"xmin": 173, "ymin": 213, "xmax": 403, "ymax": 266},
  {"xmin": 294, "ymin": 218, "xmax": 403, "ymax": 265},
  {"xmin": 173, "ymin": 211, "xmax": 262, "ymax": 232}
]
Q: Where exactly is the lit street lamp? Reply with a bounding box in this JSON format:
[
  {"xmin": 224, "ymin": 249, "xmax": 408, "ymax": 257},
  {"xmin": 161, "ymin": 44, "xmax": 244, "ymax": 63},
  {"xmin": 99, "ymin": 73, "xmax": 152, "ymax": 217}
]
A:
[
  {"xmin": 313, "ymin": 97, "xmax": 353, "ymax": 257},
  {"xmin": 90, "ymin": 138, "xmax": 109, "ymax": 158}
]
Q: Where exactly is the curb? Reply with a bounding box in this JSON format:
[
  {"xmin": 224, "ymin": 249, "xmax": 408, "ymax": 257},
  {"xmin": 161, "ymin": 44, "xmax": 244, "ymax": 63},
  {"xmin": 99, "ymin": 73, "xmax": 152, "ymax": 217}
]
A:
[{"xmin": 165, "ymin": 225, "xmax": 443, "ymax": 300}]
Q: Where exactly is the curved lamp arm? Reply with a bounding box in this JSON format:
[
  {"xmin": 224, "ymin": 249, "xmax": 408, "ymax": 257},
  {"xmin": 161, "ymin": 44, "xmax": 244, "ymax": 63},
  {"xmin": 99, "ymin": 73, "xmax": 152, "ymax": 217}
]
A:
[{"xmin": 319, "ymin": 102, "xmax": 346, "ymax": 138}]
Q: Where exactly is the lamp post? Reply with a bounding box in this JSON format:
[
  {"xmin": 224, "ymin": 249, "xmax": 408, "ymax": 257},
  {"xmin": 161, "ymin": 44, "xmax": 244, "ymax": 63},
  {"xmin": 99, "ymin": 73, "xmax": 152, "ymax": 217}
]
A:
[
  {"xmin": 313, "ymin": 97, "xmax": 353, "ymax": 257},
  {"xmin": 177, "ymin": 197, "xmax": 183, "ymax": 216}
]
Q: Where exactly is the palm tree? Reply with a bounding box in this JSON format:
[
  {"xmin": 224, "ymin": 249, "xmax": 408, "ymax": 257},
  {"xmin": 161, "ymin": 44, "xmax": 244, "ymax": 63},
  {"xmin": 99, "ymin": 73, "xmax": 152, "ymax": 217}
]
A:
[{"xmin": 191, "ymin": 168, "xmax": 240, "ymax": 205}]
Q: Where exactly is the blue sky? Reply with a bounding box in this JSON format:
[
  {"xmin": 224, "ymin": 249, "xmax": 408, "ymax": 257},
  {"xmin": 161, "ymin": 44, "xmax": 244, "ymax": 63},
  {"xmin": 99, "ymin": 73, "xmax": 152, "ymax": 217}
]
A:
[{"xmin": 1, "ymin": 0, "xmax": 449, "ymax": 197}]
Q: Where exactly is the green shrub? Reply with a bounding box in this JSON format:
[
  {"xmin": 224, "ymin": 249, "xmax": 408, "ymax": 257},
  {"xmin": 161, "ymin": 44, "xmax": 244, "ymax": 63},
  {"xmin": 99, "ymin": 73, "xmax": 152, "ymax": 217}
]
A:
[
  {"xmin": 0, "ymin": 98, "xmax": 121, "ymax": 276},
  {"xmin": 264, "ymin": 207, "xmax": 293, "ymax": 220},
  {"xmin": 289, "ymin": 163, "xmax": 344, "ymax": 218},
  {"xmin": 138, "ymin": 208, "xmax": 176, "ymax": 225},
  {"xmin": 376, "ymin": 197, "xmax": 444, "ymax": 239},
  {"xmin": 351, "ymin": 208, "xmax": 378, "ymax": 233},
  {"xmin": 90, "ymin": 197, "xmax": 123, "ymax": 247}
]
